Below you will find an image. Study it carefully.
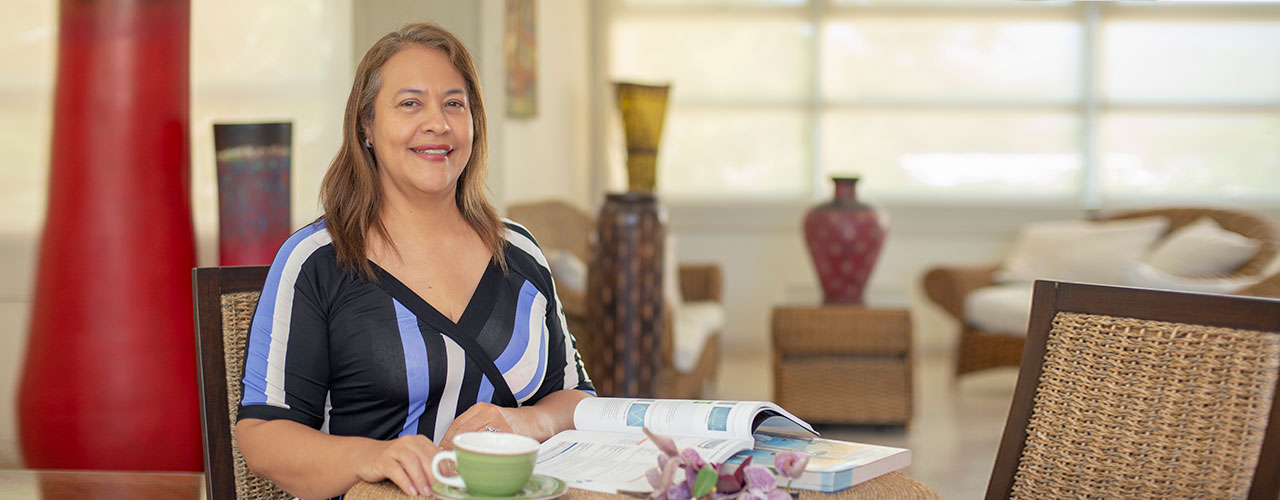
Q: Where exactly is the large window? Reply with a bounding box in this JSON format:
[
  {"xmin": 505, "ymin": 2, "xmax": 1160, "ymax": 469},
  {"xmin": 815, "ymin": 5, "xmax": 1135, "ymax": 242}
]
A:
[{"xmin": 607, "ymin": 0, "xmax": 1280, "ymax": 206}]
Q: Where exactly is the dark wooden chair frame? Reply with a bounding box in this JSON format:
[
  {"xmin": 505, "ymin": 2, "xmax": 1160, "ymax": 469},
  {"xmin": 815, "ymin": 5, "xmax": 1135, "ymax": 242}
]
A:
[
  {"xmin": 193, "ymin": 265, "xmax": 270, "ymax": 500},
  {"xmin": 987, "ymin": 280, "xmax": 1280, "ymax": 499}
]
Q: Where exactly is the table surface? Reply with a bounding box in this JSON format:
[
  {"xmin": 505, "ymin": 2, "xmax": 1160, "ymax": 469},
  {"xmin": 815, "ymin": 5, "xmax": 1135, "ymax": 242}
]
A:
[
  {"xmin": 0, "ymin": 469, "xmax": 206, "ymax": 499},
  {"xmin": 347, "ymin": 471, "xmax": 939, "ymax": 500},
  {"xmin": 0, "ymin": 468, "xmax": 938, "ymax": 500}
]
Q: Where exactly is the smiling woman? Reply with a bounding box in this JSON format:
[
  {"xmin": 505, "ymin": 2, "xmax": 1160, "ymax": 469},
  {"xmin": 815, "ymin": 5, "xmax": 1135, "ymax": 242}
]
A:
[{"xmin": 232, "ymin": 23, "xmax": 595, "ymax": 500}]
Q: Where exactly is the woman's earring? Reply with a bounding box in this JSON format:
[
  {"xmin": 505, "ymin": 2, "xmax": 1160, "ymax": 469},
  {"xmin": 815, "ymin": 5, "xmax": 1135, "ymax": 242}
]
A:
[{"xmin": 364, "ymin": 138, "xmax": 373, "ymax": 149}]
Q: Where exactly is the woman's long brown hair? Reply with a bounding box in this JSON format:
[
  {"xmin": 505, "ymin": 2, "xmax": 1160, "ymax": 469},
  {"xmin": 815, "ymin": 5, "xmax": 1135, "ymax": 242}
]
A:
[{"xmin": 319, "ymin": 22, "xmax": 506, "ymax": 280}]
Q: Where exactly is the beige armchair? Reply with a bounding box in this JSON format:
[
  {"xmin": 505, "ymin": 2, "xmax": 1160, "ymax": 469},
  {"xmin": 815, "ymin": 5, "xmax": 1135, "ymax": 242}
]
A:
[
  {"xmin": 924, "ymin": 207, "xmax": 1280, "ymax": 377},
  {"xmin": 506, "ymin": 200, "xmax": 722, "ymax": 399}
]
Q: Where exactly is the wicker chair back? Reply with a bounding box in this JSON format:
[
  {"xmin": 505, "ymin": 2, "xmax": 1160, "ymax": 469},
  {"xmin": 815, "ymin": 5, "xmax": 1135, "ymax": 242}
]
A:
[
  {"xmin": 193, "ymin": 266, "xmax": 293, "ymax": 500},
  {"xmin": 987, "ymin": 280, "xmax": 1280, "ymax": 500}
]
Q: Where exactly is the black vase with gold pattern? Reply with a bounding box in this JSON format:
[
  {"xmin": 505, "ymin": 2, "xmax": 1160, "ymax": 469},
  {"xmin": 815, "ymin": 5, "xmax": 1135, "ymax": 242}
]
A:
[{"xmin": 588, "ymin": 192, "xmax": 666, "ymax": 397}]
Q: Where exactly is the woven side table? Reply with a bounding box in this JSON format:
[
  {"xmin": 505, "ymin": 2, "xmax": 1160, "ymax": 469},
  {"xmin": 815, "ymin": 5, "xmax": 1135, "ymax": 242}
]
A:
[{"xmin": 772, "ymin": 306, "xmax": 913, "ymax": 426}]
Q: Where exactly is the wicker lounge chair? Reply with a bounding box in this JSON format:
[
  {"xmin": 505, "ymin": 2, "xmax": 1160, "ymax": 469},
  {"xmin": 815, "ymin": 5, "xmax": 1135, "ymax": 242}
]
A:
[{"xmin": 924, "ymin": 207, "xmax": 1280, "ymax": 377}]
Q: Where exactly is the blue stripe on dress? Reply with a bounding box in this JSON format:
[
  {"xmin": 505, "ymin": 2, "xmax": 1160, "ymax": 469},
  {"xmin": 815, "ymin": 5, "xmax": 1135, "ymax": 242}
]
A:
[
  {"xmin": 513, "ymin": 319, "xmax": 548, "ymax": 401},
  {"xmin": 394, "ymin": 299, "xmax": 430, "ymax": 437},
  {"xmin": 494, "ymin": 281, "xmax": 539, "ymax": 371},
  {"xmin": 477, "ymin": 376, "xmax": 495, "ymax": 404},
  {"xmin": 243, "ymin": 222, "xmax": 327, "ymax": 406}
]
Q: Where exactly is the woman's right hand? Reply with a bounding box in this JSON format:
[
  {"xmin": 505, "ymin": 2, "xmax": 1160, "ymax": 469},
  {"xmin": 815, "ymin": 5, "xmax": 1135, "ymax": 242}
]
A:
[{"xmin": 355, "ymin": 434, "xmax": 442, "ymax": 497}]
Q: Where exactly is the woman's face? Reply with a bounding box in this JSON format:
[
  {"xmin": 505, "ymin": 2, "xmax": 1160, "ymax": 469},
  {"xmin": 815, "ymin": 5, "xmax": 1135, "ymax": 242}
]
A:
[{"xmin": 366, "ymin": 45, "xmax": 474, "ymax": 204}]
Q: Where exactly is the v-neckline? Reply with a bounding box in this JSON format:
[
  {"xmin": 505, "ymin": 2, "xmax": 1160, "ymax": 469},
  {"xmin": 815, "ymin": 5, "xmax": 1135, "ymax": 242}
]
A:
[{"xmin": 371, "ymin": 260, "xmax": 501, "ymax": 334}]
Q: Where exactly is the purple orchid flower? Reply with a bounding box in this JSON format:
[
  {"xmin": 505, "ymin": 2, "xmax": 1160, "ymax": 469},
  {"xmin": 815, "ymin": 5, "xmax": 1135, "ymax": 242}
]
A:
[
  {"xmin": 743, "ymin": 465, "xmax": 777, "ymax": 491},
  {"xmin": 644, "ymin": 427, "xmax": 681, "ymax": 456},
  {"xmin": 774, "ymin": 451, "xmax": 809, "ymax": 480},
  {"xmin": 715, "ymin": 455, "xmax": 752, "ymax": 493},
  {"xmin": 640, "ymin": 428, "xmax": 809, "ymax": 500},
  {"xmin": 667, "ymin": 480, "xmax": 692, "ymax": 500},
  {"xmin": 765, "ymin": 491, "xmax": 791, "ymax": 500},
  {"xmin": 680, "ymin": 448, "xmax": 708, "ymax": 483}
]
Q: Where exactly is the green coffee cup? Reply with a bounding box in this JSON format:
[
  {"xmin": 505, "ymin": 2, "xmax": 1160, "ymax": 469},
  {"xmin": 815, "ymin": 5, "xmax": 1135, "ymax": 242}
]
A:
[{"xmin": 431, "ymin": 432, "xmax": 539, "ymax": 496}]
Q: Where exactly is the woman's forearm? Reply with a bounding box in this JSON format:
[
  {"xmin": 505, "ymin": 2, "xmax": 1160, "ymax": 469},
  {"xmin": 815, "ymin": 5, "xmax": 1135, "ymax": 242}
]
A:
[
  {"xmin": 508, "ymin": 389, "xmax": 593, "ymax": 442},
  {"xmin": 236, "ymin": 418, "xmax": 386, "ymax": 500}
]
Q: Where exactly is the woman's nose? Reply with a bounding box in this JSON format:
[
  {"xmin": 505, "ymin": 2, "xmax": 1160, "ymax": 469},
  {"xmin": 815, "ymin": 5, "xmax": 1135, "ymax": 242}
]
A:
[{"xmin": 420, "ymin": 108, "xmax": 451, "ymax": 135}]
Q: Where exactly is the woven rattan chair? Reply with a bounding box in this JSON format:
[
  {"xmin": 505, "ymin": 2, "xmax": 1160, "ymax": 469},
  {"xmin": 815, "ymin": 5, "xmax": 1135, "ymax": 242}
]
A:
[
  {"xmin": 925, "ymin": 207, "xmax": 1280, "ymax": 377},
  {"xmin": 193, "ymin": 266, "xmax": 292, "ymax": 500},
  {"xmin": 987, "ymin": 280, "xmax": 1280, "ymax": 499}
]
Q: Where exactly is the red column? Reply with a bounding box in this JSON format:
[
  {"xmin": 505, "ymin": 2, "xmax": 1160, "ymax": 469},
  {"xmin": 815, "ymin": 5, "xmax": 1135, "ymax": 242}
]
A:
[{"xmin": 19, "ymin": 0, "xmax": 199, "ymax": 471}]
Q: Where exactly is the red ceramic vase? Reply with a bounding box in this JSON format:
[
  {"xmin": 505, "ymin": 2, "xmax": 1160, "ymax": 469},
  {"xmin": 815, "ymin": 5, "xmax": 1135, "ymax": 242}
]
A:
[
  {"xmin": 803, "ymin": 177, "xmax": 888, "ymax": 305},
  {"xmin": 19, "ymin": 0, "xmax": 200, "ymax": 471}
]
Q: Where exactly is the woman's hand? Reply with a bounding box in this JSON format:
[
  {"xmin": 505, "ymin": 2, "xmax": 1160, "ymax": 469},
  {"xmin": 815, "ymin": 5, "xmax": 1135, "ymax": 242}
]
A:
[
  {"xmin": 355, "ymin": 434, "xmax": 442, "ymax": 497},
  {"xmin": 439, "ymin": 402, "xmax": 519, "ymax": 447},
  {"xmin": 440, "ymin": 390, "xmax": 594, "ymax": 448}
]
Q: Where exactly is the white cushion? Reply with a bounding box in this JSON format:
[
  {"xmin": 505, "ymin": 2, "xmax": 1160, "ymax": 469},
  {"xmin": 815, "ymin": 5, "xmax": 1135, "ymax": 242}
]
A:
[
  {"xmin": 663, "ymin": 235, "xmax": 683, "ymax": 308},
  {"xmin": 964, "ymin": 283, "xmax": 1035, "ymax": 337},
  {"xmin": 1266, "ymin": 252, "xmax": 1280, "ymax": 277},
  {"xmin": 1123, "ymin": 261, "xmax": 1264, "ymax": 294},
  {"xmin": 996, "ymin": 217, "xmax": 1169, "ymax": 285},
  {"xmin": 672, "ymin": 301, "xmax": 724, "ymax": 373},
  {"xmin": 545, "ymin": 250, "xmax": 587, "ymax": 293},
  {"xmin": 1143, "ymin": 217, "xmax": 1260, "ymax": 277}
]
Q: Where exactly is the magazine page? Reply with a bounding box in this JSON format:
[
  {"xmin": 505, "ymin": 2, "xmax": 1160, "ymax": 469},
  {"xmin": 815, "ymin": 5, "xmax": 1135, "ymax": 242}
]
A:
[
  {"xmin": 573, "ymin": 398, "xmax": 816, "ymax": 440},
  {"xmin": 533, "ymin": 429, "xmax": 751, "ymax": 493}
]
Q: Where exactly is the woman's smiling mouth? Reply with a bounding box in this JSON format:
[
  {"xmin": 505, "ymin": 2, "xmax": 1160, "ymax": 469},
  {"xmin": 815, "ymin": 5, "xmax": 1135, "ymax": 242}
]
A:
[
  {"xmin": 410, "ymin": 146, "xmax": 451, "ymax": 155},
  {"xmin": 410, "ymin": 145, "xmax": 453, "ymax": 160}
]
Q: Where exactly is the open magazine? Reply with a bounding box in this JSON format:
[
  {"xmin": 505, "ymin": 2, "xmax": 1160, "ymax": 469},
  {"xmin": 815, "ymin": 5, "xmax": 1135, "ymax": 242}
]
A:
[{"xmin": 533, "ymin": 398, "xmax": 816, "ymax": 493}]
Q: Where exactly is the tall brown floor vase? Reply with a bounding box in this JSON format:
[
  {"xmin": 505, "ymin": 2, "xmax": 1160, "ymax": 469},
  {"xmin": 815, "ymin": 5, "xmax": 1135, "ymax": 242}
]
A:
[
  {"xmin": 18, "ymin": 0, "xmax": 200, "ymax": 471},
  {"xmin": 589, "ymin": 193, "xmax": 666, "ymax": 397}
]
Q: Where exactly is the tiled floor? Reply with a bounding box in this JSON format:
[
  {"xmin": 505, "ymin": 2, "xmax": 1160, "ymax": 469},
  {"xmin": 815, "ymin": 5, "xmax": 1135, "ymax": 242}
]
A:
[{"xmin": 711, "ymin": 347, "xmax": 1021, "ymax": 500}]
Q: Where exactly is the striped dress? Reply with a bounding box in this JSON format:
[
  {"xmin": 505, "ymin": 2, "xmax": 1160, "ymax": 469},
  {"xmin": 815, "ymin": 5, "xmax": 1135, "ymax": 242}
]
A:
[{"xmin": 238, "ymin": 219, "xmax": 594, "ymax": 442}]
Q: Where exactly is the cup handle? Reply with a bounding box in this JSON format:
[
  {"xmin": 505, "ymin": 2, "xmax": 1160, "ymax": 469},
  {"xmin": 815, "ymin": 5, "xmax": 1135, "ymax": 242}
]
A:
[{"xmin": 431, "ymin": 451, "xmax": 467, "ymax": 489}]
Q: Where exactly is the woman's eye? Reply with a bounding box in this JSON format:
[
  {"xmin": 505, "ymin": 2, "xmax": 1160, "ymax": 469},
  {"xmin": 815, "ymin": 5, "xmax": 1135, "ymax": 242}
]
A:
[
  {"xmin": 446, "ymin": 100, "xmax": 465, "ymax": 108},
  {"xmin": 400, "ymin": 100, "xmax": 420, "ymax": 108}
]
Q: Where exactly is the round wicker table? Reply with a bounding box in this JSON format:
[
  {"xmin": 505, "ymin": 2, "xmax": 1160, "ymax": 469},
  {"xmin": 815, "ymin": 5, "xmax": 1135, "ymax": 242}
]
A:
[{"xmin": 345, "ymin": 471, "xmax": 939, "ymax": 500}]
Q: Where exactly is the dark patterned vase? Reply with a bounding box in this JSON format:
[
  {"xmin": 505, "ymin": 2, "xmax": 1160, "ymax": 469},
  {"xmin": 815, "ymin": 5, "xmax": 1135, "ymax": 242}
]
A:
[
  {"xmin": 588, "ymin": 192, "xmax": 666, "ymax": 397},
  {"xmin": 213, "ymin": 122, "xmax": 292, "ymax": 266},
  {"xmin": 803, "ymin": 177, "xmax": 888, "ymax": 305}
]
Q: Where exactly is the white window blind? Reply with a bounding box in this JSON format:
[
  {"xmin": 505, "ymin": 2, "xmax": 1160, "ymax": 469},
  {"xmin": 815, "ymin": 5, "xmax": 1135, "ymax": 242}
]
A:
[{"xmin": 608, "ymin": 0, "xmax": 1280, "ymax": 207}]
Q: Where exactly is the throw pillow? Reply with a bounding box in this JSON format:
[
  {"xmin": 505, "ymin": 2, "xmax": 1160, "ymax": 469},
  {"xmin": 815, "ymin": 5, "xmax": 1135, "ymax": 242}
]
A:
[
  {"xmin": 1142, "ymin": 216, "xmax": 1260, "ymax": 277},
  {"xmin": 545, "ymin": 249, "xmax": 588, "ymax": 294},
  {"xmin": 996, "ymin": 216, "xmax": 1169, "ymax": 285}
]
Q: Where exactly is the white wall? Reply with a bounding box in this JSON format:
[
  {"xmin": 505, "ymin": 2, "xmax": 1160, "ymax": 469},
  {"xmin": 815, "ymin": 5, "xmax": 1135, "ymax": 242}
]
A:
[{"xmin": 497, "ymin": 0, "xmax": 594, "ymax": 211}]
